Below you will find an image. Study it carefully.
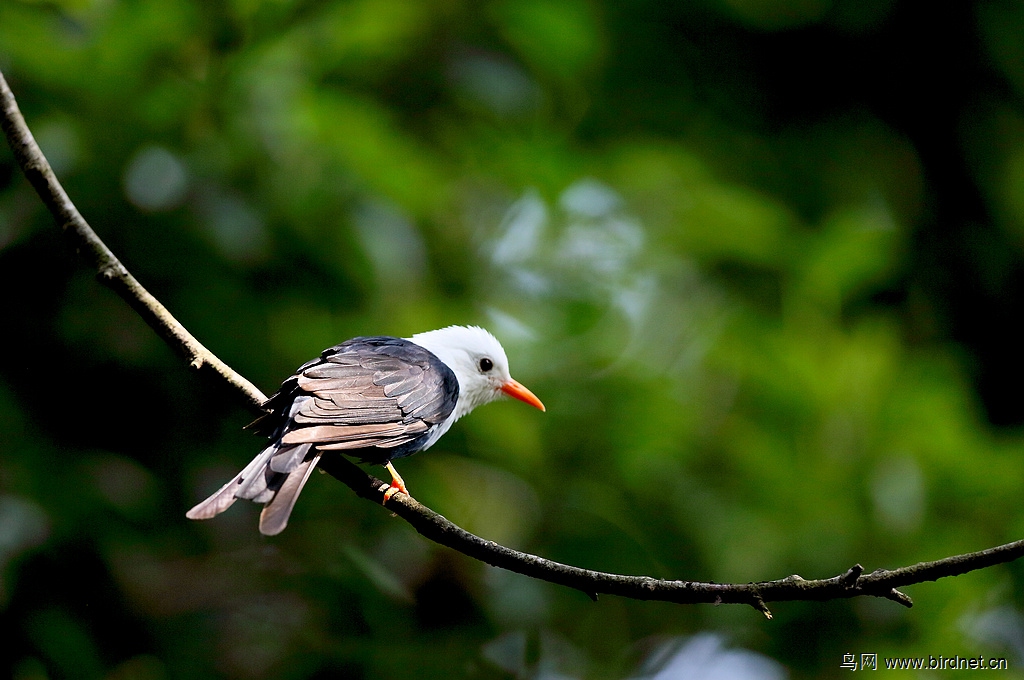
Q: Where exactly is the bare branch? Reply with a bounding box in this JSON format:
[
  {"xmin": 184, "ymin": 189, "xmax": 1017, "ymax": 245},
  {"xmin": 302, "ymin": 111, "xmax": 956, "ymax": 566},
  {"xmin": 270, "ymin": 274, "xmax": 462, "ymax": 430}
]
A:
[
  {"xmin": 0, "ymin": 71, "xmax": 266, "ymax": 411},
  {"xmin": 4, "ymin": 67, "xmax": 1024, "ymax": 616},
  {"xmin": 317, "ymin": 453, "xmax": 1024, "ymax": 615}
]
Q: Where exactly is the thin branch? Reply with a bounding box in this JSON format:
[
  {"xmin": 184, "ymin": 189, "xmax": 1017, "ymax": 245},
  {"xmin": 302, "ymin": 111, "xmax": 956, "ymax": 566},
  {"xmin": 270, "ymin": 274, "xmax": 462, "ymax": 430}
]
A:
[
  {"xmin": 319, "ymin": 453, "xmax": 1024, "ymax": 616},
  {"xmin": 5, "ymin": 67, "xmax": 1024, "ymax": 618},
  {"xmin": 0, "ymin": 71, "xmax": 266, "ymax": 411}
]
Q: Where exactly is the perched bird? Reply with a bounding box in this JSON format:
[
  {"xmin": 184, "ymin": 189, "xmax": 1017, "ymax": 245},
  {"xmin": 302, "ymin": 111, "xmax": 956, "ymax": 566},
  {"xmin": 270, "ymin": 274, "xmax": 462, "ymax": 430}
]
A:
[{"xmin": 186, "ymin": 325, "xmax": 545, "ymax": 535}]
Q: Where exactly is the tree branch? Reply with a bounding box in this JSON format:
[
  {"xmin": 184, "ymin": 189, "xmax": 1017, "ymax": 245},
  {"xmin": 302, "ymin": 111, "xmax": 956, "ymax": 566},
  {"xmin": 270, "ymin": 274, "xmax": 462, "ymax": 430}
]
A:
[
  {"xmin": 0, "ymin": 71, "xmax": 266, "ymax": 411},
  {"xmin": 319, "ymin": 454, "xmax": 1024, "ymax": 616},
  {"xmin": 4, "ymin": 67, "xmax": 1023, "ymax": 618}
]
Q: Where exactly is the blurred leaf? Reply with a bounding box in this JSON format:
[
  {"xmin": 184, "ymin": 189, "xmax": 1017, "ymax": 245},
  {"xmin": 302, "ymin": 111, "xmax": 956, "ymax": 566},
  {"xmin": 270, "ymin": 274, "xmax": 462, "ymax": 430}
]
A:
[{"xmin": 491, "ymin": 0, "xmax": 604, "ymax": 81}]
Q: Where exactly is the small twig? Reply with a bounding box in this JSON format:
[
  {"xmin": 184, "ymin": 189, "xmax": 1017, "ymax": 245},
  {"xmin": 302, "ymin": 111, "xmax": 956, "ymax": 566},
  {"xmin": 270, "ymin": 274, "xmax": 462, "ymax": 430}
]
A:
[
  {"xmin": 840, "ymin": 564, "xmax": 863, "ymax": 588},
  {"xmin": 5, "ymin": 66, "xmax": 1024, "ymax": 614},
  {"xmin": 884, "ymin": 589, "xmax": 914, "ymax": 607}
]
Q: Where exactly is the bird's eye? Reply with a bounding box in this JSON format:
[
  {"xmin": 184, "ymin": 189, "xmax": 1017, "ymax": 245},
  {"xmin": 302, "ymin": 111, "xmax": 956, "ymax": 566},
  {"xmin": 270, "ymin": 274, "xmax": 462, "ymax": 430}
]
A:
[{"xmin": 479, "ymin": 357, "xmax": 494, "ymax": 372}]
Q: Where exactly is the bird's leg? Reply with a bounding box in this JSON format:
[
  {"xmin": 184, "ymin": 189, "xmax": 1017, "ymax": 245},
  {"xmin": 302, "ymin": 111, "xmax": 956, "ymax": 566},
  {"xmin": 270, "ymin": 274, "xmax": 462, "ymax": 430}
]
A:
[{"xmin": 382, "ymin": 461, "xmax": 409, "ymax": 504}]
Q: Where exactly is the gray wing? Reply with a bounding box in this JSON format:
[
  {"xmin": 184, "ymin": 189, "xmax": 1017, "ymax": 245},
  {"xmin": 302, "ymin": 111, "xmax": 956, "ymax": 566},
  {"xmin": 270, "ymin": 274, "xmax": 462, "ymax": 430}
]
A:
[
  {"xmin": 187, "ymin": 336, "xmax": 458, "ymax": 535},
  {"xmin": 280, "ymin": 347, "xmax": 456, "ymax": 451}
]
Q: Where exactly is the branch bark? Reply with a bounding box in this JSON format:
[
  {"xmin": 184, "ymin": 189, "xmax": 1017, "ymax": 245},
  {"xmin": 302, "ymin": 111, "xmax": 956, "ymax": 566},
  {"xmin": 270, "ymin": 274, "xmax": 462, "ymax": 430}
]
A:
[{"xmin": 4, "ymin": 67, "xmax": 1022, "ymax": 618}]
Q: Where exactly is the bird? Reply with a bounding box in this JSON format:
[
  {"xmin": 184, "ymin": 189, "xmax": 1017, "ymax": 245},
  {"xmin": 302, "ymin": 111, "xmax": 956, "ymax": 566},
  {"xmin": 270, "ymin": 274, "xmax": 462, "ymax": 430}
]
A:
[{"xmin": 186, "ymin": 325, "xmax": 545, "ymax": 535}]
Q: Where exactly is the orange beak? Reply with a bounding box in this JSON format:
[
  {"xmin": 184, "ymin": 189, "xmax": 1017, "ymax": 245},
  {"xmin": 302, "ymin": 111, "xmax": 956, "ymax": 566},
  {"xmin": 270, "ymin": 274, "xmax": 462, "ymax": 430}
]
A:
[{"xmin": 500, "ymin": 378, "xmax": 546, "ymax": 412}]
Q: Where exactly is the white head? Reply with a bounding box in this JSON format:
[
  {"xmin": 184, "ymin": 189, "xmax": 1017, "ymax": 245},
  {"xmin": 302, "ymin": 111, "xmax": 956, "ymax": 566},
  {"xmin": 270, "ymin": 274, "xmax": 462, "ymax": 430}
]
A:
[{"xmin": 408, "ymin": 325, "xmax": 545, "ymax": 420}]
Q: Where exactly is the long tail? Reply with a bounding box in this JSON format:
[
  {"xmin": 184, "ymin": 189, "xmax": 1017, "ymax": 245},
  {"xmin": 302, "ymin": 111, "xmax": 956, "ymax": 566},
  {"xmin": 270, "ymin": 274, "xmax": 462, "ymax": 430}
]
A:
[
  {"xmin": 258, "ymin": 449, "xmax": 321, "ymax": 535},
  {"xmin": 186, "ymin": 441, "xmax": 319, "ymax": 535}
]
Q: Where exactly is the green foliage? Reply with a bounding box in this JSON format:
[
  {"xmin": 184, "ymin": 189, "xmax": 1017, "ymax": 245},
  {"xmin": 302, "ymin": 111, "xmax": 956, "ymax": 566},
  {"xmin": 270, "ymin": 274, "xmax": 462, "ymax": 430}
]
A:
[{"xmin": 3, "ymin": 1, "xmax": 1024, "ymax": 678}]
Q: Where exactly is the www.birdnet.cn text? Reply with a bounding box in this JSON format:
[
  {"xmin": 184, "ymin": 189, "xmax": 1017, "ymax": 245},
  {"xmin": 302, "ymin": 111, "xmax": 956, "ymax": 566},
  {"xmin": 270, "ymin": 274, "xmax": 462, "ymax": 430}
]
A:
[{"xmin": 841, "ymin": 653, "xmax": 1008, "ymax": 671}]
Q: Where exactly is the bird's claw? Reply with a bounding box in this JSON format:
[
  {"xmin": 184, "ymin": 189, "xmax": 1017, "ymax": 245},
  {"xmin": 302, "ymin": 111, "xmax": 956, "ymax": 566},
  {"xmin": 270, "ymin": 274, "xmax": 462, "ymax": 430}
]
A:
[
  {"xmin": 382, "ymin": 461, "xmax": 409, "ymax": 505},
  {"xmin": 382, "ymin": 482, "xmax": 407, "ymax": 505}
]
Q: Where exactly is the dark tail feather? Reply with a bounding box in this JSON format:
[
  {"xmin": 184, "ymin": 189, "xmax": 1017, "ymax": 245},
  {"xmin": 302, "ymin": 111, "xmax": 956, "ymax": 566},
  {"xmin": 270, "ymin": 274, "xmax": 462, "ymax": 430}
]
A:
[
  {"xmin": 185, "ymin": 476, "xmax": 242, "ymax": 520},
  {"xmin": 240, "ymin": 443, "xmax": 314, "ymax": 504},
  {"xmin": 269, "ymin": 442, "xmax": 314, "ymax": 473},
  {"xmin": 187, "ymin": 437, "xmax": 321, "ymax": 534},
  {"xmin": 185, "ymin": 443, "xmax": 278, "ymax": 520},
  {"xmin": 259, "ymin": 449, "xmax": 322, "ymax": 536}
]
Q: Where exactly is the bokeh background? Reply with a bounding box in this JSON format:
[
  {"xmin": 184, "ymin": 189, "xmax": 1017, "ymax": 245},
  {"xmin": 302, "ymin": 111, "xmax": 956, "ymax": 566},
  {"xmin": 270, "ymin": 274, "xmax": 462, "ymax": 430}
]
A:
[{"xmin": 4, "ymin": 0, "xmax": 1024, "ymax": 678}]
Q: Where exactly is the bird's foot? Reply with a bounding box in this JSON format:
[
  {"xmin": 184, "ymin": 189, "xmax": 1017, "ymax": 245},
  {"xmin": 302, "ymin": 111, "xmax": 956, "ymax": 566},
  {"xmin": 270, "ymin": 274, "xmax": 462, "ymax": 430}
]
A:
[
  {"xmin": 382, "ymin": 480, "xmax": 407, "ymax": 504},
  {"xmin": 382, "ymin": 462, "xmax": 409, "ymax": 505}
]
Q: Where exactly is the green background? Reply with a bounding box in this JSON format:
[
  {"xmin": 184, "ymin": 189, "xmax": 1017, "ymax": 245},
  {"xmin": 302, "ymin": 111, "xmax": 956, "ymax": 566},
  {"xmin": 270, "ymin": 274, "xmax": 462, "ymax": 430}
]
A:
[{"xmin": 3, "ymin": 0, "xmax": 1024, "ymax": 677}]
